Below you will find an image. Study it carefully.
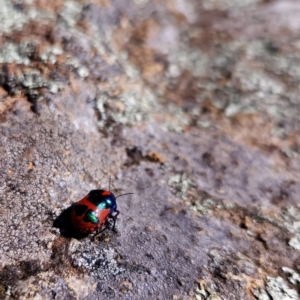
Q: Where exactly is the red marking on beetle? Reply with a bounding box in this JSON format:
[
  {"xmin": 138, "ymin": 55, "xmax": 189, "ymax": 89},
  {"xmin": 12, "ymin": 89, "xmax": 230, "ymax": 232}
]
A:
[{"xmin": 102, "ymin": 191, "xmax": 111, "ymax": 196}]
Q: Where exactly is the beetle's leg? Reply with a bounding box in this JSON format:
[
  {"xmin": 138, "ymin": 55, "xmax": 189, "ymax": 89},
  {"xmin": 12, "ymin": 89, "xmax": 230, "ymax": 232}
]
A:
[
  {"xmin": 111, "ymin": 210, "xmax": 120, "ymax": 230},
  {"xmin": 92, "ymin": 211, "xmax": 120, "ymax": 241},
  {"xmin": 92, "ymin": 226, "xmax": 108, "ymax": 241}
]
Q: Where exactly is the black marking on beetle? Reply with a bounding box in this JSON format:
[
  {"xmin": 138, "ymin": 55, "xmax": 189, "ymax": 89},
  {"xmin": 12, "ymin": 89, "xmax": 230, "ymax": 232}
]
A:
[{"xmin": 74, "ymin": 204, "xmax": 88, "ymax": 216}]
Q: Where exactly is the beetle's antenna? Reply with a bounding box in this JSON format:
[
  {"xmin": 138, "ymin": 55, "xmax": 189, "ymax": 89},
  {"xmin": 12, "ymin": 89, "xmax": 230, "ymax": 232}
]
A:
[{"xmin": 116, "ymin": 193, "xmax": 134, "ymax": 199}]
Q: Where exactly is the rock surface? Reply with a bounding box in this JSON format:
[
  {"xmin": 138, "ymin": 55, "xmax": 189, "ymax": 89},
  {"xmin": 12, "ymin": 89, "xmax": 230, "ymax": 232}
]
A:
[{"xmin": 0, "ymin": 0, "xmax": 300, "ymax": 299}]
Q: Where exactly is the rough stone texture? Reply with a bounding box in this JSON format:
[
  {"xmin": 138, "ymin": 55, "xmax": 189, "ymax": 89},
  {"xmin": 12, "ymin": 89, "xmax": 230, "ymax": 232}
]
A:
[{"xmin": 0, "ymin": 0, "xmax": 300, "ymax": 299}]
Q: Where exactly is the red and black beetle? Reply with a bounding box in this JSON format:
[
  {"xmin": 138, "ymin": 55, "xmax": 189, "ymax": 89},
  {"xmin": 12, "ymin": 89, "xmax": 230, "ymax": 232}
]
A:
[{"xmin": 69, "ymin": 189, "xmax": 132, "ymax": 240}]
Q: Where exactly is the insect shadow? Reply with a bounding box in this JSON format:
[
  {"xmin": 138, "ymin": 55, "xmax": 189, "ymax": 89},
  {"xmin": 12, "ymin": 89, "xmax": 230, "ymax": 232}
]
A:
[{"xmin": 53, "ymin": 205, "xmax": 87, "ymax": 239}]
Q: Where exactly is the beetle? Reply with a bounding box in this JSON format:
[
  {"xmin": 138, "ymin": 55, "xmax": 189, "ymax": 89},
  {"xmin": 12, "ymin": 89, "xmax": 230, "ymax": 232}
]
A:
[{"xmin": 70, "ymin": 189, "xmax": 132, "ymax": 240}]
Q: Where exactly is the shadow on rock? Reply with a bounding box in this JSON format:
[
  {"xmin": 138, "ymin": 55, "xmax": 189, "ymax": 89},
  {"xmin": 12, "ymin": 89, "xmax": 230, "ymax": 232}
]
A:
[{"xmin": 53, "ymin": 206, "xmax": 88, "ymax": 239}]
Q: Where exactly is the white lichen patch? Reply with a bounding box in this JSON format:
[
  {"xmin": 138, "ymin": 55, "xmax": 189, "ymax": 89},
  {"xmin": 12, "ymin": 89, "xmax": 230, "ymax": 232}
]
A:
[
  {"xmin": 59, "ymin": 0, "xmax": 83, "ymax": 28},
  {"xmin": 234, "ymin": 62, "xmax": 285, "ymax": 95},
  {"xmin": 0, "ymin": 0, "xmax": 32, "ymax": 33},
  {"xmin": 77, "ymin": 66, "xmax": 90, "ymax": 78},
  {"xmin": 195, "ymin": 280, "xmax": 222, "ymax": 300},
  {"xmin": 253, "ymin": 276, "xmax": 299, "ymax": 300},
  {"xmin": 168, "ymin": 173, "xmax": 197, "ymax": 201},
  {"xmin": 22, "ymin": 70, "xmax": 49, "ymax": 89},
  {"xmin": 266, "ymin": 276, "xmax": 299, "ymax": 300},
  {"xmin": 0, "ymin": 43, "xmax": 31, "ymax": 65},
  {"xmin": 201, "ymin": 0, "xmax": 262, "ymax": 11},
  {"xmin": 282, "ymin": 267, "xmax": 300, "ymax": 285},
  {"xmin": 40, "ymin": 46, "xmax": 63, "ymax": 64},
  {"xmin": 278, "ymin": 207, "xmax": 300, "ymax": 234},
  {"xmin": 69, "ymin": 239, "xmax": 125, "ymax": 280},
  {"xmin": 288, "ymin": 236, "xmax": 300, "ymax": 250},
  {"xmin": 252, "ymin": 288, "xmax": 271, "ymax": 300},
  {"xmin": 190, "ymin": 198, "xmax": 218, "ymax": 215},
  {"xmin": 3, "ymin": 61, "xmax": 63, "ymax": 95},
  {"xmin": 166, "ymin": 48, "xmax": 209, "ymax": 78},
  {"xmin": 0, "ymin": 0, "xmax": 54, "ymax": 34},
  {"xmin": 96, "ymin": 78, "xmax": 191, "ymax": 131}
]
